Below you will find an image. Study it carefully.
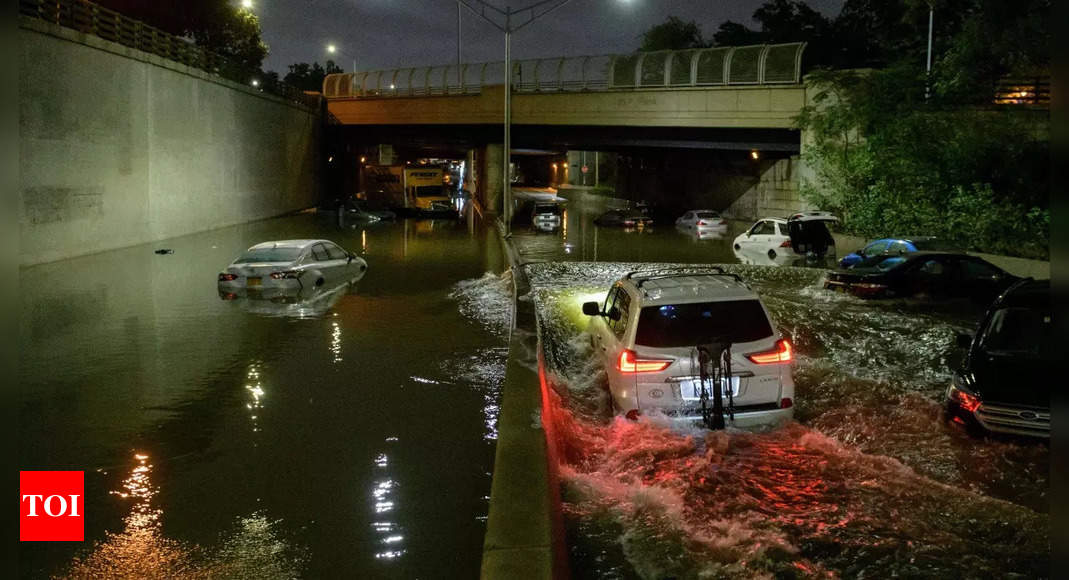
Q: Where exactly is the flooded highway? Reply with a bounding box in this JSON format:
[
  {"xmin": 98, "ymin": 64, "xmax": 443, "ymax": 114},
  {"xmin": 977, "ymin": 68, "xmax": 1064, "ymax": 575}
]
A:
[
  {"xmin": 18, "ymin": 210, "xmax": 507, "ymax": 578},
  {"xmin": 506, "ymin": 190, "xmax": 1049, "ymax": 578}
]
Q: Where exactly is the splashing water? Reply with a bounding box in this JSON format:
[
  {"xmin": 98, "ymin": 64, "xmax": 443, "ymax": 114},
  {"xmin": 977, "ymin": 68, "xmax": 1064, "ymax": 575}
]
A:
[{"xmin": 522, "ymin": 261, "xmax": 1048, "ymax": 578}]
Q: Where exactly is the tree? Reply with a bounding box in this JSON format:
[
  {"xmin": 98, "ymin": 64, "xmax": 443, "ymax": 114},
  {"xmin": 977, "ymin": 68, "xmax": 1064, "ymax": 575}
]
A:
[
  {"xmin": 639, "ymin": 16, "xmax": 704, "ymax": 51},
  {"xmin": 712, "ymin": 21, "xmax": 763, "ymax": 46},
  {"xmin": 95, "ymin": 0, "xmax": 269, "ymax": 72},
  {"xmin": 283, "ymin": 61, "xmax": 343, "ymax": 92}
]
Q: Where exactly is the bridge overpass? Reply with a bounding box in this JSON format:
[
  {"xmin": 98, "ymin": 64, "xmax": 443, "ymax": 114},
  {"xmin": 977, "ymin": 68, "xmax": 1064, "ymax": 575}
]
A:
[{"xmin": 322, "ymin": 44, "xmax": 817, "ymax": 218}]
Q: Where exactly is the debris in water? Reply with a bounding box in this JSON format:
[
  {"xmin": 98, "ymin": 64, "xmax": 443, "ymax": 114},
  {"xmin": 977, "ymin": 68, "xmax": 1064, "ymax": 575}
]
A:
[{"xmin": 154, "ymin": 249, "xmax": 174, "ymax": 255}]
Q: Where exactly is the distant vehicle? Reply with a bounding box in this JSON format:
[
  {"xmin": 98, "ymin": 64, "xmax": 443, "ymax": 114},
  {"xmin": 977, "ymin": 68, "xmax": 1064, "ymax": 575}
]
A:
[
  {"xmin": 594, "ymin": 209, "xmax": 654, "ymax": 228},
  {"xmin": 944, "ymin": 279, "xmax": 1051, "ymax": 437},
  {"xmin": 823, "ymin": 252, "xmax": 1019, "ymax": 301},
  {"xmin": 531, "ymin": 202, "xmax": 563, "ymax": 232},
  {"xmin": 677, "ymin": 223, "xmax": 729, "ymax": 241},
  {"xmin": 341, "ymin": 198, "xmax": 396, "ymax": 222},
  {"xmin": 840, "ymin": 237, "xmax": 958, "ymax": 268},
  {"xmin": 218, "ymin": 239, "xmax": 367, "ymax": 298},
  {"xmin": 403, "ymin": 167, "xmax": 455, "ymax": 214},
  {"xmin": 676, "ymin": 210, "xmax": 728, "ymax": 230},
  {"xmin": 733, "ymin": 211, "xmax": 839, "ymax": 260},
  {"xmin": 581, "ymin": 268, "xmax": 794, "ymax": 429}
]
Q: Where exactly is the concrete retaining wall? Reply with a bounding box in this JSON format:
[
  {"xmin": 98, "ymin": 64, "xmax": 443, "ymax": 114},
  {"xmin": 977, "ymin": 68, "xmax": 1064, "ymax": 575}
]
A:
[
  {"xmin": 19, "ymin": 18, "xmax": 322, "ymax": 266},
  {"xmin": 722, "ymin": 156, "xmax": 814, "ymax": 220}
]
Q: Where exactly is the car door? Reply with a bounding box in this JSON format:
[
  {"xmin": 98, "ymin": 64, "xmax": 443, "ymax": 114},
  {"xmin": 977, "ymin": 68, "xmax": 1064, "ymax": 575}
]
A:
[
  {"xmin": 742, "ymin": 221, "xmax": 766, "ymax": 247},
  {"xmin": 902, "ymin": 257, "xmax": 953, "ymax": 298},
  {"xmin": 322, "ymin": 242, "xmax": 352, "ymax": 281},
  {"xmin": 957, "ymin": 257, "xmax": 1009, "ymax": 302},
  {"xmin": 308, "ymin": 243, "xmax": 335, "ymax": 283},
  {"xmin": 591, "ymin": 287, "xmax": 619, "ymax": 363}
]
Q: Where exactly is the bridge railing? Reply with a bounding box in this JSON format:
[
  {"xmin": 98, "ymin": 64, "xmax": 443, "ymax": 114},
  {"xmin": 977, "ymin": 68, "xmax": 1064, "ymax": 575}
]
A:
[
  {"xmin": 323, "ymin": 43, "xmax": 805, "ymax": 99},
  {"xmin": 19, "ymin": 0, "xmax": 320, "ymax": 110}
]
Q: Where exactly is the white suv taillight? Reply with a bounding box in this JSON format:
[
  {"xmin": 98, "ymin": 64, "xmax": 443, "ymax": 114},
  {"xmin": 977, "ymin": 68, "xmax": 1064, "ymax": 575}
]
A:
[
  {"xmin": 746, "ymin": 339, "xmax": 793, "ymax": 364},
  {"xmin": 618, "ymin": 349, "xmax": 672, "ymax": 373}
]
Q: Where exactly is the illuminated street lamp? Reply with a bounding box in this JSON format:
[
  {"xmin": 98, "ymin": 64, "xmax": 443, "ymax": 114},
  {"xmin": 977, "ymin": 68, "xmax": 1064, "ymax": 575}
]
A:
[
  {"xmin": 326, "ymin": 43, "xmax": 356, "ymax": 75},
  {"xmin": 241, "ymin": 0, "xmax": 253, "ymax": 9}
]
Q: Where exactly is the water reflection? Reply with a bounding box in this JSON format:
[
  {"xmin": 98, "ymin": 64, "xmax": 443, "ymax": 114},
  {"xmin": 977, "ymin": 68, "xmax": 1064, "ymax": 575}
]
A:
[
  {"xmin": 371, "ymin": 437, "xmax": 406, "ymax": 562},
  {"xmin": 245, "ymin": 363, "xmax": 265, "ymax": 435}
]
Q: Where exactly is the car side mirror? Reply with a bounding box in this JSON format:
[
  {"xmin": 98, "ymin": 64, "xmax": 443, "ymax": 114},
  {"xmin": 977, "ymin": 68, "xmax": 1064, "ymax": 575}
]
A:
[
  {"xmin": 956, "ymin": 333, "xmax": 972, "ymax": 348},
  {"xmin": 607, "ymin": 307, "xmax": 622, "ymax": 321},
  {"xmin": 582, "ymin": 302, "xmax": 600, "ymax": 316},
  {"xmin": 347, "ymin": 253, "xmax": 356, "ymax": 263}
]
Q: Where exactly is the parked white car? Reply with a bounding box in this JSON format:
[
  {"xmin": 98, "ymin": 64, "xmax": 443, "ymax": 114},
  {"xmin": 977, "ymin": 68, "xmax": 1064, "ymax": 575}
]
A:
[
  {"xmin": 218, "ymin": 239, "xmax": 367, "ymax": 299},
  {"xmin": 581, "ymin": 268, "xmax": 795, "ymax": 429},
  {"xmin": 733, "ymin": 211, "xmax": 839, "ymax": 260},
  {"xmin": 675, "ymin": 210, "xmax": 728, "ymax": 230}
]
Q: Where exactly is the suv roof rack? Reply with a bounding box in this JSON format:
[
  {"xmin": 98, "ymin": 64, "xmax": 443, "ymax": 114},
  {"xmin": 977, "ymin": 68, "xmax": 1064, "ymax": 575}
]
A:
[{"xmin": 625, "ymin": 267, "xmax": 745, "ymax": 288}]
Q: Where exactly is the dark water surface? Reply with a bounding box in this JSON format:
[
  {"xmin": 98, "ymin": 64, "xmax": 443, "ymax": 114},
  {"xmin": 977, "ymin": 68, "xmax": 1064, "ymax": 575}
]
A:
[
  {"xmin": 19, "ymin": 211, "xmax": 507, "ymax": 578},
  {"xmin": 505, "ymin": 191, "xmax": 1048, "ymax": 578}
]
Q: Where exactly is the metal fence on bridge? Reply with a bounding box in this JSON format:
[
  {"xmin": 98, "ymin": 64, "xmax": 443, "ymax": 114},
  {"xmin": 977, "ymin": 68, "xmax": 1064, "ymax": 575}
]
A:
[
  {"xmin": 322, "ymin": 43, "xmax": 806, "ymax": 99},
  {"xmin": 19, "ymin": 0, "xmax": 320, "ymax": 110}
]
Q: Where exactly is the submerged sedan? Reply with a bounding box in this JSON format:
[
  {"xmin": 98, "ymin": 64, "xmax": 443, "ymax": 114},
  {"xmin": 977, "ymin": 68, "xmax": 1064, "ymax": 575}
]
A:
[
  {"xmin": 218, "ymin": 239, "xmax": 367, "ymax": 298},
  {"xmin": 824, "ymin": 252, "xmax": 1018, "ymax": 302}
]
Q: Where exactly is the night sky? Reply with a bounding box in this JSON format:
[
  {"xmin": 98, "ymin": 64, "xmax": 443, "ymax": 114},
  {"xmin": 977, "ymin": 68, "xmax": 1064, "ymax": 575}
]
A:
[{"xmin": 257, "ymin": 0, "xmax": 845, "ymax": 74}]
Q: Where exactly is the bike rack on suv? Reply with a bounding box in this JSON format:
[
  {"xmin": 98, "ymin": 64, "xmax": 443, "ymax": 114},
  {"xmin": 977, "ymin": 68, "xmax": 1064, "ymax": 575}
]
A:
[{"xmin": 624, "ymin": 266, "xmax": 746, "ymax": 288}]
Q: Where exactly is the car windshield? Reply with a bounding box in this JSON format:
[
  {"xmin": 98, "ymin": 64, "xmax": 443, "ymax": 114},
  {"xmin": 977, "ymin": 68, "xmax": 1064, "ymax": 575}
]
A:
[
  {"xmin": 415, "ymin": 185, "xmax": 445, "ymax": 197},
  {"xmin": 980, "ymin": 306, "xmax": 1052, "ymax": 358},
  {"xmin": 535, "ymin": 205, "xmax": 561, "ymax": 215},
  {"xmin": 634, "ymin": 300, "xmax": 773, "ymax": 348},
  {"xmin": 234, "ymin": 247, "xmax": 302, "ymax": 263}
]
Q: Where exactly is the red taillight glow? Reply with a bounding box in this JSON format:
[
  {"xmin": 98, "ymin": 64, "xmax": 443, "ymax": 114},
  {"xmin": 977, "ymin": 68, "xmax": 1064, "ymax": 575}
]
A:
[
  {"xmin": 779, "ymin": 240, "xmax": 792, "ymax": 248},
  {"xmin": 618, "ymin": 349, "xmax": 672, "ymax": 373},
  {"xmin": 949, "ymin": 386, "xmax": 981, "ymax": 412},
  {"xmin": 746, "ymin": 339, "xmax": 793, "ymax": 364},
  {"xmin": 218, "ymin": 273, "xmax": 238, "ymax": 281},
  {"xmin": 623, "ymin": 220, "xmax": 635, "ymax": 226},
  {"xmin": 697, "ymin": 220, "xmax": 707, "ymax": 226},
  {"xmin": 780, "ymin": 397, "xmax": 793, "ymax": 409}
]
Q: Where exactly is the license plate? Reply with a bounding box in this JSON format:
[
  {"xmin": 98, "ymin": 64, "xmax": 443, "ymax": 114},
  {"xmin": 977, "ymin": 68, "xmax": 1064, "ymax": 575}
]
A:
[
  {"xmin": 683, "ymin": 377, "xmax": 739, "ymax": 400},
  {"xmin": 247, "ymin": 277, "xmax": 262, "ymax": 286}
]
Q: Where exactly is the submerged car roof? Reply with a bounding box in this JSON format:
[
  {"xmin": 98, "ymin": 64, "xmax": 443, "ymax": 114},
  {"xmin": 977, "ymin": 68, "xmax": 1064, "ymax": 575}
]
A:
[
  {"xmin": 622, "ymin": 271, "xmax": 757, "ymax": 304},
  {"xmin": 247, "ymin": 239, "xmax": 326, "ymax": 251},
  {"xmin": 994, "ymin": 279, "xmax": 1049, "ymax": 308}
]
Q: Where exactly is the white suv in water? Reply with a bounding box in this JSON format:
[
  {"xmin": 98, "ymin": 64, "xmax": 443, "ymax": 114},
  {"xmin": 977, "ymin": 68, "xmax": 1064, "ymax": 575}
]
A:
[{"xmin": 582, "ymin": 268, "xmax": 794, "ymax": 429}]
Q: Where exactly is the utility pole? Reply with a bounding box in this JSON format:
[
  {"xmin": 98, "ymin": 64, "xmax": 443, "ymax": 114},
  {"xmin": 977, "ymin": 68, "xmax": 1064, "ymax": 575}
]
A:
[
  {"xmin": 925, "ymin": 2, "xmax": 934, "ymax": 100},
  {"xmin": 457, "ymin": 2, "xmax": 463, "ymax": 86},
  {"xmin": 457, "ymin": 0, "xmax": 578, "ymax": 235}
]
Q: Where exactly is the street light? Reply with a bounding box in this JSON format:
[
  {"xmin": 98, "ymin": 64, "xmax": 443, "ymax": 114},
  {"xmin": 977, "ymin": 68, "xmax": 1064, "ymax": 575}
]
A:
[
  {"xmin": 326, "ymin": 43, "xmax": 356, "ymax": 75},
  {"xmin": 241, "ymin": 0, "xmax": 253, "ymax": 9},
  {"xmin": 457, "ymin": 0, "xmax": 584, "ymax": 235}
]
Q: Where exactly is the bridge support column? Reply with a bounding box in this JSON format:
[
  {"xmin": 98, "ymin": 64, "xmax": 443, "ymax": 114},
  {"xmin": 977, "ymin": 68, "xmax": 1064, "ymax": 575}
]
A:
[{"xmin": 477, "ymin": 143, "xmax": 504, "ymax": 214}]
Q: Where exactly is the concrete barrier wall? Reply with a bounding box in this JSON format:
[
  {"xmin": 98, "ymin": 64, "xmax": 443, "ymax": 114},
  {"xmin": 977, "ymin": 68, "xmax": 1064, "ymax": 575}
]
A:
[
  {"xmin": 19, "ymin": 19, "xmax": 322, "ymax": 266},
  {"xmin": 722, "ymin": 156, "xmax": 815, "ymax": 220}
]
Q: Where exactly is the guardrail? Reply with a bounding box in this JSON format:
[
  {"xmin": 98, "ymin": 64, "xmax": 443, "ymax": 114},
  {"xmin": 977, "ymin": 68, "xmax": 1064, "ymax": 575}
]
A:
[
  {"xmin": 323, "ymin": 42, "xmax": 806, "ymax": 99},
  {"xmin": 19, "ymin": 0, "xmax": 319, "ymax": 110}
]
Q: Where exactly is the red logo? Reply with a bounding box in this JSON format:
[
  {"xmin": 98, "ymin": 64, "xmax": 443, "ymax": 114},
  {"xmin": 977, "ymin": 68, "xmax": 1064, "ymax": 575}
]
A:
[{"xmin": 20, "ymin": 471, "xmax": 84, "ymax": 541}]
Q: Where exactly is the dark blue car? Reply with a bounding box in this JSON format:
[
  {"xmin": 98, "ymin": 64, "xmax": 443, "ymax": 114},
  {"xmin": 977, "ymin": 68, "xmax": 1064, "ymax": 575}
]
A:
[{"xmin": 839, "ymin": 237, "xmax": 957, "ymax": 268}]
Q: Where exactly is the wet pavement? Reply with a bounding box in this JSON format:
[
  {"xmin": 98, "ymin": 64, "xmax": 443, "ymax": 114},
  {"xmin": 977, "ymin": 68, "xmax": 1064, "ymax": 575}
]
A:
[
  {"xmin": 505, "ymin": 191, "xmax": 1049, "ymax": 578},
  {"xmin": 18, "ymin": 209, "xmax": 507, "ymax": 578}
]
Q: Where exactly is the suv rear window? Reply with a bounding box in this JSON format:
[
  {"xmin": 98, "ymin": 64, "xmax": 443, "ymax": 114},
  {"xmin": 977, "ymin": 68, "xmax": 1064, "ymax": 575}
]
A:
[{"xmin": 634, "ymin": 300, "xmax": 773, "ymax": 348}]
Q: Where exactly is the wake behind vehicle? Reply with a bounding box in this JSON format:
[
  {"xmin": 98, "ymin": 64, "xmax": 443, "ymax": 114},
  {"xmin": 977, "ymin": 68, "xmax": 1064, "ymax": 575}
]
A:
[
  {"xmin": 733, "ymin": 211, "xmax": 839, "ymax": 260},
  {"xmin": 944, "ymin": 279, "xmax": 1051, "ymax": 437},
  {"xmin": 581, "ymin": 267, "xmax": 794, "ymax": 429},
  {"xmin": 594, "ymin": 209, "xmax": 654, "ymax": 228},
  {"xmin": 824, "ymin": 252, "xmax": 1018, "ymax": 302},
  {"xmin": 218, "ymin": 239, "xmax": 367, "ymax": 301},
  {"xmin": 839, "ymin": 236, "xmax": 958, "ymax": 268}
]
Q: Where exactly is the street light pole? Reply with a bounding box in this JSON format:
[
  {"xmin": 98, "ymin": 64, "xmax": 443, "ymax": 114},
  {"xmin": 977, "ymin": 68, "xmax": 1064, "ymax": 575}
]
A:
[
  {"xmin": 457, "ymin": 2, "xmax": 463, "ymax": 86},
  {"xmin": 925, "ymin": 2, "xmax": 934, "ymax": 100},
  {"xmin": 457, "ymin": 0, "xmax": 579, "ymax": 235}
]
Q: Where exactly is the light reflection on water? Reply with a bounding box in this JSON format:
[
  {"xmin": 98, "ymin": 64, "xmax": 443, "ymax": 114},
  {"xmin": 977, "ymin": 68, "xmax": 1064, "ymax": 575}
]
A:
[{"xmin": 523, "ymin": 260, "xmax": 1049, "ymax": 578}]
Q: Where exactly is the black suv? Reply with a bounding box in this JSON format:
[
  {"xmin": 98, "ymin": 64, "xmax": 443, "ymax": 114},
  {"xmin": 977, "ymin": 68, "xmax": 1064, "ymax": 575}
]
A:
[{"xmin": 944, "ymin": 279, "xmax": 1051, "ymax": 438}]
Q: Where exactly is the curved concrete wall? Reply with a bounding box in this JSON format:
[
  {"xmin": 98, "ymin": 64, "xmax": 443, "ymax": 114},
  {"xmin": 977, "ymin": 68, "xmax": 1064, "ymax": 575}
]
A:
[{"xmin": 19, "ymin": 19, "xmax": 322, "ymax": 266}]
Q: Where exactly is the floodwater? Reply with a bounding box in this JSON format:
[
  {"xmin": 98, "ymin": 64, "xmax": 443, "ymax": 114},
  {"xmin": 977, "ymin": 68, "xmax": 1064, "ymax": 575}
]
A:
[
  {"xmin": 18, "ymin": 209, "xmax": 508, "ymax": 578},
  {"xmin": 504, "ymin": 190, "xmax": 1049, "ymax": 578}
]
